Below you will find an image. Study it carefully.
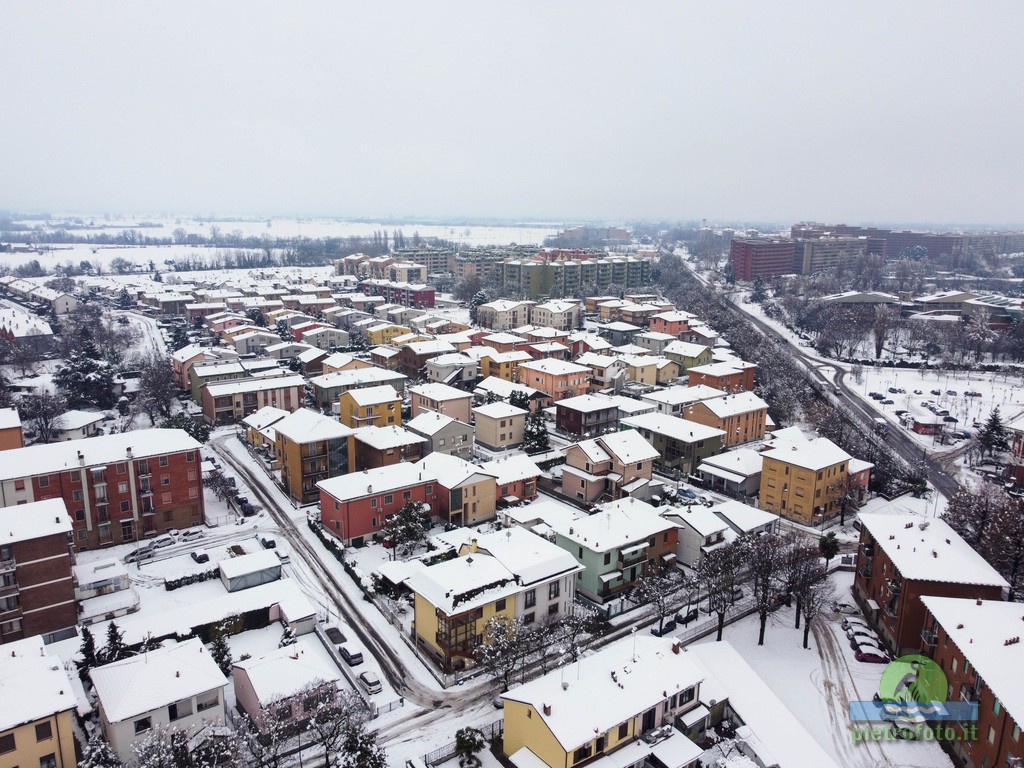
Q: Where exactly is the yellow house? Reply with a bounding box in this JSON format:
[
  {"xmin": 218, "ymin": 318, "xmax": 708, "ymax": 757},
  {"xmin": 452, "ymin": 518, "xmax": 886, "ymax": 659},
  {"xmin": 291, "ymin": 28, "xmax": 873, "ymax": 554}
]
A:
[
  {"xmin": 403, "ymin": 527, "xmax": 582, "ymax": 673},
  {"xmin": 273, "ymin": 408, "xmax": 353, "ymax": 505},
  {"xmin": 481, "ymin": 350, "xmax": 532, "ymax": 382},
  {"xmin": 0, "ymin": 637, "xmax": 78, "ymax": 768},
  {"xmin": 240, "ymin": 405, "xmax": 291, "ymax": 450},
  {"xmin": 320, "ymin": 352, "xmax": 374, "ymax": 375},
  {"xmin": 366, "ymin": 323, "xmax": 411, "ymax": 347},
  {"xmin": 501, "ymin": 635, "xmax": 704, "ymax": 768},
  {"xmin": 758, "ymin": 436, "xmax": 850, "ymax": 525},
  {"xmin": 338, "ymin": 384, "xmax": 402, "ymax": 429},
  {"xmin": 617, "ymin": 354, "xmax": 659, "ymax": 386}
]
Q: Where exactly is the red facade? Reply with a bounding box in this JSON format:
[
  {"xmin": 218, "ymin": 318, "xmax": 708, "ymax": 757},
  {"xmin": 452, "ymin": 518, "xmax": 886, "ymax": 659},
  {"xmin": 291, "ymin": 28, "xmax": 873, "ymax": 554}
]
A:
[
  {"xmin": 729, "ymin": 239, "xmax": 798, "ymax": 281},
  {"xmin": 320, "ymin": 481, "xmax": 436, "ymax": 546},
  {"xmin": 0, "ymin": 531, "xmax": 76, "ymax": 645}
]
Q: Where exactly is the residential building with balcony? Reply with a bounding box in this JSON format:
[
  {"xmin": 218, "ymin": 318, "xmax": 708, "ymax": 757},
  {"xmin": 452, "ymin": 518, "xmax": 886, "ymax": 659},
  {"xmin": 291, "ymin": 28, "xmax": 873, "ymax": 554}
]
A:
[
  {"xmin": 530, "ymin": 300, "xmax": 581, "ymax": 331},
  {"xmin": 351, "ymin": 425, "xmax": 426, "ymax": 470},
  {"xmin": 479, "ymin": 349, "xmax": 533, "ymax": 382},
  {"xmin": 854, "ymin": 515, "xmax": 1008, "ymax": 656},
  {"xmin": 685, "ymin": 360, "xmax": 757, "ymax": 393},
  {"xmin": 477, "ymin": 300, "xmax": 535, "ymax": 331},
  {"xmin": 473, "ymin": 377, "xmax": 546, "ymax": 413},
  {"xmin": 641, "ymin": 385, "xmax": 725, "ymax": 417},
  {"xmin": 472, "ymin": 402, "xmax": 528, "ymax": 451},
  {"xmin": 0, "ymin": 499, "xmax": 75, "ymax": 645},
  {"xmin": 397, "ymin": 339, "xmax": 458, "ymax": 379},
  {"xmin": 684, "ymin": 391, "xmax": 769, "ymax": 448},
  {"xmin": 338, "ymin": 385, "xmax": 402, "ymax": 429},
  {"xmin": 482, "ymin": 455, "xmax": 541, "ymax": 504},
  {"xmin": 561, "ymin": 430, "xmax": 660, "ymax": 504},
  {"xmin": 516, "ymin": 359, "xmax": 590, "ymax": 402},
  {"xmin": 663, "ymin": 341, "xmax": 714, "ymax": 371},
  {"xmin": 0, "ymin": 636, "xmax": 78, "ymax": 768},
  {"xmin": 620, "ymin": 413, "xmax": 725, "ymax": 478},
  {"xmin": 0, "ymin": 430, "xmax": 205, "ymax": 551},
  {"xmin": 758, "ymin": 436, "xmax": 852, "ymax": 525},
  {"xmin": 425, "ymin": 352, "xmax": 478, "ymax": 388},
  {"xmin": 308, "ymin": 368, "xmax": 407, "ymax": 409},
  {"xmin": 200, "ymin": 374, "xmax": 306, "ymax": 425},
  {"xmin": 919, "ymin": 596, "xmax": 1024, "ymax": 768},
  {"xmin": 189, "ymin": 358, "xmax": 282, "ymax": 402},
  {"xmin": 405, "ymin": 526, "xmax": 582, "ymax": 672},
  {"xmin": 555, "ymin": 394, "xmax": 620, "ymax": 438},
  {"xmin": 273, "ymin": 409, "xmax": 353, "ymax": 505}
]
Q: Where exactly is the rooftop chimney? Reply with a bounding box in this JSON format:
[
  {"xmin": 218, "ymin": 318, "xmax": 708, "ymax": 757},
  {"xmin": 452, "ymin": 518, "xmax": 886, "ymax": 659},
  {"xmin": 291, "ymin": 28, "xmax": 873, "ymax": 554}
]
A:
[
  {"xmin": 127, "ymin": 447, "xmax": 133, "ymax": 457},
  {"xmin": 542, "ymin": 704, "xmax": 551, "ymax": 716}
]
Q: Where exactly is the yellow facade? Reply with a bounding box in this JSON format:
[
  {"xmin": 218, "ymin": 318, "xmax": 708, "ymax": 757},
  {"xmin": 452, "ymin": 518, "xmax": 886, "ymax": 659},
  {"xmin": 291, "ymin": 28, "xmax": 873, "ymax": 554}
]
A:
[
  {"xmin": 482, "ymin": 355, "xmax": 519, "ymax": 382},
  {"xmin": 338, "ymin": 392, "xmax": 402, "ymax": 429},
  {"xmin": 502, "ymin": 701, "xmax": 640, "ymax": 768},
  {"xmin": 759, "ymin": 456, "xmax": 847, "ymax": 524},
  {"xmin": 366, "ymin": 324, "xmax": 411, "ymax": 347},
  {"xmin": 321, "ymin": 357, "xmax": 373, "ymax": 375},
  {"xmin": 1, "ymin": 709, "xmax": 77, "ymax": 768},
  {"xmin": 453, "ymin": 477, "xmax": 497, "ymax": 527},
  {"xmin": 412, "ymin": 587, "xmax": 515, "ymax": 669},
  {"xmin": 623, "ymin": 361, "xmax": 658, "ymax": 386}
]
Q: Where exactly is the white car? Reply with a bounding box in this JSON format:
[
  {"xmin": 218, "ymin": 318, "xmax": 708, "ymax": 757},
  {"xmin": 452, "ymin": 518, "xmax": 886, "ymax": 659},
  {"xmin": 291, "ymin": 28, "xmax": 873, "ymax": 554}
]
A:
[
  {"xmin": 181, "ymin": 529, "xmax": 205, "ymax": 542},
  {"xmin": 358, "ymin": 671, "xmax": 382, "ymax": 694}
]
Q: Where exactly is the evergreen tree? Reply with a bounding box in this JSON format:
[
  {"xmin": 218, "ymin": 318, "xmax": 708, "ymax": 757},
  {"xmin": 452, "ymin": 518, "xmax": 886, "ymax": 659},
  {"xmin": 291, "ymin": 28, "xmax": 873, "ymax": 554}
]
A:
[
  {"xmin": 161, "ymin": 412, "xmax": 211, "ymax": 444},
  {"xmin": 522, "ymin": 411, "xmax": 550, "ymax": 453},
  {"xmin": 340, "ymin": 724, "xmax": 387, "ymax": 768},
  {"xmin": 819, "ymin": 532, "xmax": 840, "ymax": 566},
  {"xmin": 455, "ymin": 727, "xmax": 486, "ymax": 768},
  {"xmin": 977, "ymin": 407, "xmax": 1010, "ymax": 459},
  {"xmin": 468, "ymin": 290, "xmax": 488, "ymax": 325},
  {"xmin": 79, "ymin": 730, "xmax": 123, "ymax": 768},
  {"xmin": 116, "ymin": 287, "xmax": 134, "ymax": 309},
  {"xmin": 245, "ymin": 307, "xmax": 268, "ymax": 327},
  {"xmin": 380, "ymin": 502, "xmax": 428, "ymax": 559},
  {"xmin": 169, "ymin": 325, "xmax": 191, "ymax": 351},
  {"xmin": 508, "ymin": 390, "xmax": 530, "ymax": 410},
  {"xmin": 77, "ymin": 625, "xmax": 99, "ymax": 678},
  {"xmin": 103, "ymin": 621, "xmax": 128, "ymax": 663},
  {"xmin": 53, "ymin": 341, "xmax": 117, "ymax": 408},
  {"xmin": 210, "ymin": 624, "xmax": 232, "ymax": 676}
]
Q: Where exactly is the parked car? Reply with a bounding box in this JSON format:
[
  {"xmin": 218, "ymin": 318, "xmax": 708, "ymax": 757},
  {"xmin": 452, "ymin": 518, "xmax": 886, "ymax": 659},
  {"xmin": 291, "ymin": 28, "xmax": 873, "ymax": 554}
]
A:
[
  {"xmin": 930, "ymin": 389, "xmax": 942, "ymax": 396},
  {"xmin": 152, "ymin": 535, "xmax": 175, "ymax": 549},
  {"xmin": 913, "ymin": 389, "xmax": 923, "ymax": 395},
  {"xmin": 651, "ymin": 619, "xmax": 678, "ymax": 637},
  {"xmin": 125, "ymin": 544, "xmax": 156, "ymax": 563},
  {"xmin": 946, "ymin": 390, "xmax": 957, "ymax": 396},
  {"xmin": 841, "ymin": 617, "xmax": 869, "ymax": 632},
  {"xmin": 880, "ymin": 399, "xmax": 894, "ymax": 405},
  {"xmin": 260, "ymin": 536, "xmax": 277, "ymax": 549},
  {"xmin": 855, "ymin": 650, "xmax": 890, "ymax": 664},
  {"xmin": 181, "ymin": 529, "xmax": 205, "ymax": 542},
  {"xmin": 358, "ymin": 671, "xmax": 382, "ymax": 694},
  {"xmin": 851, "ymin": 637, "xmax": 888, "ymax": 655},
  {"xmin": 275, "ymin": 549, "xmax": 290, "ymax": 564},
  {"xmin": 887, "ymin": 387, "xmax": 899, "ymax": 394},
  {"xmin": 868, "ymin": 392, "xmax": 883, "ymax": 400},
  {"xmin": 832, "ymin": 601, "xmax": 859, "ymax": 615},
  {"xmin": 847, "ymin": 628, "xmax": 880, "ymax": 642},
  {"xmin": 240, "ymin": 502, "xmax": 256, "ymax": 517},
  {"xmin": 325, "ymin": 627, "xmax": 347, "ymax": 645},
  {"xmin": 191, "ymin": 551, "xmax": 210, "ymax": 564},
  {"xmin": 339, "ymin": 643, "xmax": 364, "ymax": 666},
  {"xmin": 697, "ymin": 493, "xmax": 714, "ymax": 507},
  {"xmin": 943, "ymin": 416, "xmax": 958, "ymax": 423},
  {"xmin": 678, "ymin": 488, "xmax": 697, "ymax": 500},
  {"xmin": 675, "ymin": 607, "xmax": 700, "ymax": 626}
]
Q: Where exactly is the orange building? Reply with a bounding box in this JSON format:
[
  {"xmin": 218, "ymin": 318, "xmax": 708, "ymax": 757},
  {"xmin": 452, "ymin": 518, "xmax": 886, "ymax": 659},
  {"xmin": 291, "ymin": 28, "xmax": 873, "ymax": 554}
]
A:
[{"xmin": 0, "ymin": 407, "xmax": 24, "ymax": 450}]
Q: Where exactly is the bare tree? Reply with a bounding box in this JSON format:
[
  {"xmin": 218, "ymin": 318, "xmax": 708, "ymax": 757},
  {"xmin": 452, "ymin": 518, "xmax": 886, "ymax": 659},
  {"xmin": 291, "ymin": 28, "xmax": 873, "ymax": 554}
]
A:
[
  {"xmin": 697, "ymin": 543, "xmax": 741, "ymax": 642},
  {"xmin": 631, "ymin": 561, "xmax": 687, "ymax": 635},
  {"xmin": 306, "ymin": 689, "xmax": 371, "ymax": 768},
  {"xmin": 798, "ymin": 571, "xmax": 836, "ymax": 649},
  {"xmin": 746, "ymin": 533, "xmax": 786, "ymax": 646},
  {"xmin": 475, "ymin": 615, "xmax": 530, "ymax": 691},
  {"xmin": 19, "ymin": 392, "xmax": 66, "ymax": 443}
]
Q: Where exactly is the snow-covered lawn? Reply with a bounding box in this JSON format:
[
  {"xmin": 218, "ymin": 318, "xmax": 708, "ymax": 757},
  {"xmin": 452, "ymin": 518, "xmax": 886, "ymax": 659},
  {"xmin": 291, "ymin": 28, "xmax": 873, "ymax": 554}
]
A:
[{"xmin": 695, "ymin": 571, "xmax": 953, "ymax": 768}]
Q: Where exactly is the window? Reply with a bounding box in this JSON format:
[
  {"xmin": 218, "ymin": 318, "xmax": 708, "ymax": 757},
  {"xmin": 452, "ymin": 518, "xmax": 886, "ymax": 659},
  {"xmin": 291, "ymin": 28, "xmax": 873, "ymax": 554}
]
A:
[
  {"xmin": 159, "ymin": 456, "xmax": 169, "ymax": 467},
  {"xmin": 276, "ymin": 704, "xmax": 293, "ymax": 722},
  {"xmin": 495, "ymin": 598, "xmax": 506, "ymax": 612},
  {"xmin": 13, "ymin": 478, "xmax": 24, "ymax": 491},
  {"xmin": 604, "ymin": 552, "xmax": 611, "ymax": 565},
  {"xmin": 39, "ymin": 476, "xmax": 49, "ymax": 487},
  {"xmin": 161, "ymin": 475, "xmax": 171, "ymax": 486},
  {"xmin": 118, "ymin": 482, "xmax": 128, "ymax": 493},
  {"xmin": 426, "ymin": 485, "xmax": 433, "ymax": 494},
  {"xmin": 169, "ymin": 698, "xmax": 193, "ymax": 721},
  {"xmin": 134, "ymin": 717, "xmax": 152, "ymax": 734},
  {"xmin": 1013, "ymin": 724, "xmax": 1020, "ymax": 742},
  {"xmin": 186, "ymin": 451, "xmax": 196, "ymax": 462},
  {"xmin": 548, "ymin": 604, "xmax": 559, "ymax": 616},
  {"xmin": 618, "ymin": 722, "xmax": 629, "ymax": 740},
  {"xmin": 384, "ymin": 495, "xmax": 394, "ymax": 505},
  {"xmin": 549, "ymin": 582, "xmax": 560, "ymax": 599},
  {"xmin": 636, "ymin": 462, "xmax": 642, "ymax": 470},
  {"xmin": 162, "ymin": 493, "xmax": 172, "ymax": 504},
  {"xmin": 0, "ymin": 733, "xmax": 13, "ymax": 753},
  {"xmin": 78, "ymin": 529, "xmax": 87, "ymax": 541},
  {"xmin": 403, "ymin": 491, "xmax": 412, "ymax": 500},
  {"xmin": 573, "ymin": 744, "xmax": 593, "ymax": 763},
  {"xmin": 121, "ymin": 501, "xmax": 131, "ymax": 513},
  {"xmin": 523, "ymin": 612, "xmax": 535, "ymax": 625},
  {"xmin": 189, "ymin": 487, "xmax": 199, "ymax": 499},
  {"xmin": 116, "ymin": 462, "xmax": 127, "ymax": 474},
  {"xmin": 681, "ymin": 686, "xmax": 695, "ymax": 704},
  {"xmin": 40, "ymin": 755, "xmax": 57, "ymax": 768},
  {"xmin": 371, "ymin": 498, "xmax": 378, "ymax": 508},
  {"xmin": 75, "ymin": 509, "xmax": 85, "ymax": 521},
  {"xmin": 995, "ymin": 700, "xmax": 1001, "ymax": 716},
  {"xmin": 989, "ymin": 726, "xmax": 996, "ymax": 744},
  {"xmin": 187, "ymin": 469, "xmax": 197, "ymax": 481}
]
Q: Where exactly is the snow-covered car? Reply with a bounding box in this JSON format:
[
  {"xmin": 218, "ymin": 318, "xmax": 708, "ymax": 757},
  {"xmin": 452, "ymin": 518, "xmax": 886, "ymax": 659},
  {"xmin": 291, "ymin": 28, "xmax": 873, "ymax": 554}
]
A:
[
  {"xmin": 125, "ymin": 544, "xmax": 156, "ymax": 563},
  {"xmin": 678, "ymin": 488, "xmax": 698, "ymax": 500},
  {"xmin": 152, "ymin": 535, "xmax": 175, "ymax": 549},
  {"xmin": 358, "ymin": 671, "xmax": 382, "ymax": 694},
  {"xmin": 832, "ymin": 601, "xmax": 859, "ymax": 615},
  {"xmin": 855, "ymin": 650, "xmax": 890, "ymax": 664},
  {"xmin": 840, "ymin": 617, "xmax": 869, "ymax": 632},
  {"xmin": 847, "ymin": 628, "xmax": 880, "ymax": 643},
  {"xmin": 181, "ymin": 529, "xmax": 205, "ymax": 542}
]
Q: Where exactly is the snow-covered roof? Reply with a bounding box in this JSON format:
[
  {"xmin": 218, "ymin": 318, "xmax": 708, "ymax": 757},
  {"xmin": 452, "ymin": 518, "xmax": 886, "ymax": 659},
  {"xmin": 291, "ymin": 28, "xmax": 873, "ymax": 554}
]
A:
[
  {"xmin": 233, "ymin": 635, "xmax": 342, "ymax": 705},
  {"xmin": 409, "ymin": 382, "xmax": 471, "ymax": 402},
  {"xmin": 517, "ymin": 359, "xmax": 590, "ymax": 376},
  {"xmin": 471, "ymin": 526, "xmax": 582, "ymax": 587},
  {"xmin": 405, "ymin": 411, "xmax": 461, "ymax": 437},
  {"xmin": 921, "ymin": 596, "xmax": 1024, "ymax": 726},
  {"xmin": 588, "ymin": 429, "xmax": 659, "ymax": 464},
  {"xmin": 621, "ymin": 413, "xmax": 726, "ymax": 442},
  {"xmin": 693, "ymin": 391, "xmax": 768, "ymax": 418},
  {"xmin": 205, "ymin": 374, "xmax": 306, "ymax": 397},
  {"xmin": 0, "ymin": 636, "xmax": 77, "ymax": 731},
  {"xmin": 72, "ymin": 557, "xmax": 128, "ymax": 587},
  {"xmin": 319, "ymin": 462, "xmax": 433, "ymax": 502},
  {"xmin": 481, "ymin": 332, "xmax": 526, "ymax": 345},
  {"xmin": 90, "ymin": 638, "xmax": 227, "ymax": 724},
  {"xmin": 663, "ymin": 340, "xmax": 711, "ymax": 358},
  {"xmin": 218, "ymin": 550, "xmax": 282, "ymax": 581},
  {"xmin": 502, "ymin": 636, "xmax": 703, "ymax": 752},
  {"xmin": 309, "ymin": 368, "xmax": 406, "ymax": 389},
  {"xmin": 241, "ymin": 406, "xmax": 291, "ymax": 431},
  {"xmin": 473, "ymin": 401, "xmax": 529, "ymax": 420},
  {"xmin": 353, "ymin": 425, "xmax": 427, "ymax": 450},
  {"xmin": 343, "ymin": 384, "xmax": 401, "ymax": 407},
  {"xmin": 321, "ymin": 352, "xmax": 359, "ymax": 369},
  {"xmin": 482, "ymin": 455, "xmax": 542, "ymax": 486},
  {"xmin": 56, "ymin": 409, "xmax": 106, "ymax": 431},
  {"xmin": 296, "ymin": 346, "xmax": 328, "ymax": 363},
  {"xmin": 273, "ymin": 408, "xmax": 353, "ymax": 443},
  {"xmin": 686, "ymin": 642, "xmax": 840, "ymax": 768},
  {"xmin": 482, "ymin": 349, "xmax": 533, "ymax": 364},
  {"xmin": 549, "ymin": 497, "xmax": 674, "ymax": 552},
  {"xmin": 711, "ymin": 500, "xmax": 778, "ymax": 534},
  {"xmin": 405, "ymin": 339, "xmax": 457, "ymax": 355},
  {"xmin": 171, "ymin": 343, "xmax": 210, "ymax": 363},
  {"xmin": 0, "ymin": 429, "xmax": 201, "ymax": 481},
  {"xmin": 641, "ymin": 385, "xmax": 726, "ymax": 407},
  {"xmin": 427, "ymin": 352, "xmax": 475, "ymax": 367},
  {"xmin": 405, "ymin": 553, "xmax": 521, "ymax": 615},
  {"xmin": 860, "ymin": 514, "xmax": 1009, "ymax": 587},
  {"xmin": 603, "ymin": 395, "xmax": 655, "ymax": 417},
  {"xmin": 473, "ymin": 377, "xmax": 540, "ymax": 400},
  {"xmin": 661, "ymin": 504, "xmax": 726, "ymax": 537},
  {"xmin": 556, "ymin": 394, "xmax": 619, "ymax": 414},
  {"xmin": 417, "ymin": 452, "xmax": 497, "ymax": 489},
  {"xmin": 0, "ymin": 498, "xmax": 72, "ymax": 544},
  {"xmin": 761, "ymin": 436, "xmax": 850, "ymax": 472},
  {"xmin": 697, "ymin": 448, "xmax": 764, "ymax": 478}
]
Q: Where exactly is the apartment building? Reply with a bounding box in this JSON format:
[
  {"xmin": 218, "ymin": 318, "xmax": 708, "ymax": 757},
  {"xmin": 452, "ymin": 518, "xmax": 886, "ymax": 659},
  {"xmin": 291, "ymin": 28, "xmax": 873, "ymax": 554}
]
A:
[
  {"xmin": 621, "ymin": 413, "xmax": 726, "ymax": 478},
  {"xmin": 516, "ymin": 359, "xmax": 590, "ymax": 401},
  {"xmin": 472, "ymin": 402, "xmax": 528, "ymax": 451},
  {"xmin": 0, "ymin": 430, "xmax": 205, "ymax": 551},
  {"xmin": 338, "ymin": 385, "xmax": 402, "ymax": 429},
  {"xmin": 409, "ymin": 382, "xmax": 473, "ymax": 424},
  {"xmin": 561, "ymin": 430, "xmax": 659, "ymax": 503},
  {"xmin": 201, "ymin": 374, "xmax": 306, "ymax": 425},
  {"xmin": 0, "ymin": 499, "xmax": 76, "ymax": 644},
  {"xmin": 684, "ymin": 391, "xmax": 768, "ymax": 447},
  {"xmin": 476, "ymin": 300, "xmax": 535, "ymax": 331},
  {"xmin": 273, "ymin": 409, "xmax": 353, "ymax": 505}
]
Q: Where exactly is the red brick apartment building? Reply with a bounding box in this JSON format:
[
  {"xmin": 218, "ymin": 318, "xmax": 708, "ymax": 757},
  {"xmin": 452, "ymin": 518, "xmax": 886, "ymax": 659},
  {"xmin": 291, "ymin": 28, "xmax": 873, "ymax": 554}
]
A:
[
  {"xmin": 919, "ymin": 597, "xmax": 1024, "ymax": 768},
  {"xmin": 0, "ymin": 430, "xmax": 206, "ymax": 551},
  {"xmin": 0, "ymin": 498, "xmax": 77, "ymax": 644},
  {"xmin": 729, "ymin": 238, "xmax": 797, "ymax": 281},
  {"xmin": 853, "ymin": 514, "xmax": 1008, "ymax": 656}
]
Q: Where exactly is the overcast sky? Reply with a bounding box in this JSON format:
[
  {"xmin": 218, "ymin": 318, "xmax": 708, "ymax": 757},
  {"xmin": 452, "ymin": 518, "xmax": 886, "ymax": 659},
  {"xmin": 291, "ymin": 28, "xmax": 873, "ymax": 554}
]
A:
[{"xmin": 3, "ymin": 2, "xmax": 1022, "ymax": 227}]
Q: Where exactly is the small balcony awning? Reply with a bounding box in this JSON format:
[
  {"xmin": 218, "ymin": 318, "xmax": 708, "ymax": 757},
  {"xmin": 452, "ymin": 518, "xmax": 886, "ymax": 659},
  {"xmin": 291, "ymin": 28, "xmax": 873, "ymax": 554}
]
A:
[
  {"xmin": 866, "ymin": 599, "xmax": 880, "ymax": 612},
  {"xmin": 620, "ymin": 542, "xmax": 648, "ymax": 558},
  {"xmin": 599, "ymin": 570, "xmax": 623, "ymax": 584}
]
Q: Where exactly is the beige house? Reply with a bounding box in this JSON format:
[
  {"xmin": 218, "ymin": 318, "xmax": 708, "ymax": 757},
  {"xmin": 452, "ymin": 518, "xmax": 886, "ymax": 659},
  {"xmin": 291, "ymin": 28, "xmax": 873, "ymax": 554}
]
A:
[
  {"xmin": 409, "ymin": 382, "xmax": 473, "ymax": 424},
  {"xmin": 472, "ymin": 402, "xmax": 528, "ymax": 451},
  {"xmin": 561, "ymin": 430, "xmax": 659, "ymax": 503},
  {"xmin": 477, "ymin": 300, "xmax": 535, "ymax": 330},
  {"xmin": 530, "ymin": 300, "xmax": 580, "ymax": 331}
]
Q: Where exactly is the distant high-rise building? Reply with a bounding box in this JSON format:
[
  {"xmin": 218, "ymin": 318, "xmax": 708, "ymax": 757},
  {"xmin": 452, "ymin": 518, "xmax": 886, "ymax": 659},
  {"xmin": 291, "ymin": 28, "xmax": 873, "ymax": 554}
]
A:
[{"xmin": 729, "ymin": 239, "xmax": 797, "ymax": 281}]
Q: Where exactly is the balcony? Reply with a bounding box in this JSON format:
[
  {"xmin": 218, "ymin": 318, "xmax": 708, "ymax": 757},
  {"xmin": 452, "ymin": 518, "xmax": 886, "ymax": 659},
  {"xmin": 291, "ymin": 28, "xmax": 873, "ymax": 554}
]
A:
[
  {"xmin": 960, "ymin": 686, "xmax": 981, "ymax": 703},
  {"xmin": 0, "ymin": 556, "xmax": 15, "ymax": 573},
  {"xmin": 921, "ymin": 628, "xmax": 938, "ymax": 646},
  {"xmin": 137, "ymin": 463, "xmax": 152, "ymax": 478},
  {"xmin": 0, "ymin": 581, "xmax": 19, "ymax": 598},
  {"xmin": 858, "ymin": 563, "xmax": 873, "ymax": 579}
]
